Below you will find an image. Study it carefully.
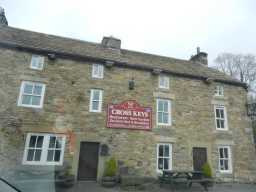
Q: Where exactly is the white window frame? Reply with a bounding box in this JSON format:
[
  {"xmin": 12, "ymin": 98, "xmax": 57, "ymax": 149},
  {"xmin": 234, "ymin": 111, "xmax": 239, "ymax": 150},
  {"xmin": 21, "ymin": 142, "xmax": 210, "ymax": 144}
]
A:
[
  {"xmin": 156, "ymin": 99, "xmax": 172, "ymax": 126},
  {"xmin": 23, "ymin": 133, "xmax": 66, "ymax": 166},
  {"xmin": 89, "ymin": 89, "xmax": 103, "ymax": 112},
  {"xmin": 214, "ymin": 105, "xmax": 228, "ymax": 130},
  {"xmin": 156, "ymin": 143, "xmax": 172, "ymax": 173},
  {"xmin": 214, "ymin": 85, "xmax": 224, "ymax": 96},
  {"xmin": 218, "ymin": 146, "xmax": 232, "ymax": 173},
  {"xmin": 158, "ymin": 75, "xmax": 169, "ymax": 89},
  {"xmin": 92, "ymin": 64, "xmax": 104, "ymax": 79},
  {"xmin": 30, "ymin": 55, "xmax": 44, "ymax": 70},
  {"xmin": 18, "ymin": 81, "xmax": 46, "ymax": 109}
]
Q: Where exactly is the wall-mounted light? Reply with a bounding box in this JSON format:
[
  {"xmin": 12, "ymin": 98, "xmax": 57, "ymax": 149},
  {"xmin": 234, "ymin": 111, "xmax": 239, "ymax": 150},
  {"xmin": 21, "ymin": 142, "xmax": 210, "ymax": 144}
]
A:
[{"xmin": 129, "ymin": 78, "xmax": 135, "ymax": 90}]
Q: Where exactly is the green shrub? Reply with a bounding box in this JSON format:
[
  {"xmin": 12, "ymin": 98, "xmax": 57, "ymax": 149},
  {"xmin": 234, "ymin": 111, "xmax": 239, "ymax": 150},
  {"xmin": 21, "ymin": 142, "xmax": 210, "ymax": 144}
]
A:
[
  {"xmin": 104, "ymin": 157, "xmax": 117, "ymax": 177},
  {"xmin": 202, "ymin": 162, "xmax": 212, "ymax": 178}
]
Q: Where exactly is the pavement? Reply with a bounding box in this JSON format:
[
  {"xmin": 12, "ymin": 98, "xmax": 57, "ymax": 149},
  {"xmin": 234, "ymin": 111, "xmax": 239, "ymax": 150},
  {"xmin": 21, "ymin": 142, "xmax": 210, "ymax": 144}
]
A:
[{"xmin": 56, "ymin": 181, "xmax": 256, "ymax": 192}]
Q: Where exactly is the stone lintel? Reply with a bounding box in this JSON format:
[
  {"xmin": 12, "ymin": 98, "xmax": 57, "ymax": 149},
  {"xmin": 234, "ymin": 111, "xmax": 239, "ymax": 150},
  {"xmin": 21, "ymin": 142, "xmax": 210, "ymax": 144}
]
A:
[{"xmin": 153, "ymin": 92, "xmax": 175, "ymax": 100}]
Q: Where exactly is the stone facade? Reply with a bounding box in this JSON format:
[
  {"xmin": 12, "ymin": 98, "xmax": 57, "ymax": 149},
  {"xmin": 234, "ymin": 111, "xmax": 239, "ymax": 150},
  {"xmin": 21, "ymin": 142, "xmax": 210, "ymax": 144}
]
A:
[{"xmin": 0, "ymin": 30, "xmax": 256, "ymax": 183}]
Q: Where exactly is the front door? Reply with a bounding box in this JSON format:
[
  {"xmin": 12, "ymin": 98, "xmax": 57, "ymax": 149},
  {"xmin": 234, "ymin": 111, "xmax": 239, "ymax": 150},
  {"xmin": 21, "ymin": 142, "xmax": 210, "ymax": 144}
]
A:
[
  {"xmin": 78, "ymin": 142, "xmax": 99, "ymax": 180},
  {"xmin": 193, "ymin": 147, "xmax": 207, "ymax": 171}
]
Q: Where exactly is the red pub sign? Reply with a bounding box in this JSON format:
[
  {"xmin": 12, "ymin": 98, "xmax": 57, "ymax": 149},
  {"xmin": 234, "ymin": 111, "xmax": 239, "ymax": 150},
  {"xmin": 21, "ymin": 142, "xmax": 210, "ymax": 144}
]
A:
[{"xmin": 107, "ymin": 100, "xmax": 152, "ymax": 130}]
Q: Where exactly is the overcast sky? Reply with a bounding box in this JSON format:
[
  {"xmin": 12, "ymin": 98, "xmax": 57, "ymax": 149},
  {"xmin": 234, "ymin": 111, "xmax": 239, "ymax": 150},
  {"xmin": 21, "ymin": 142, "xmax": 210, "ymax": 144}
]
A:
[{"xmin": 1, "ymin": 0, "xmax": 256, "ymax": 66}]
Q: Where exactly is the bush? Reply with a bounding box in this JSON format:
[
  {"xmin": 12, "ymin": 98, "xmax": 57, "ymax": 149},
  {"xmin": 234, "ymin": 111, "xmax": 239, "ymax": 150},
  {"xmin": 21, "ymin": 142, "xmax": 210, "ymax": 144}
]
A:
[
  {"xmin": 202, "ymin": 162, "xmax": 212, "ymax": 178},
  {"xmin": 104, "ymin": 157, "xmax": 117, "ymax": 177}
]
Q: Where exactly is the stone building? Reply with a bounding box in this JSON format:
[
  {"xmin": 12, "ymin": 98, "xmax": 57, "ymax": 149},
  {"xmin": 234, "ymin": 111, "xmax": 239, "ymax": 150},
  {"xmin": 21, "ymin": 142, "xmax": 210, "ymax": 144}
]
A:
[{"xmin": 0, "ymin": 10, "xmax": 256, "ymax": 183}]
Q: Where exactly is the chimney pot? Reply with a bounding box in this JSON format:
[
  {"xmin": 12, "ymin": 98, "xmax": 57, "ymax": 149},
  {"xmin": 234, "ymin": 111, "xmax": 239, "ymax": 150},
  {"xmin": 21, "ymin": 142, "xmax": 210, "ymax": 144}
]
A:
[{"xmin": 190, "ymin": 47, "xmax": 208, "ymax": 66}]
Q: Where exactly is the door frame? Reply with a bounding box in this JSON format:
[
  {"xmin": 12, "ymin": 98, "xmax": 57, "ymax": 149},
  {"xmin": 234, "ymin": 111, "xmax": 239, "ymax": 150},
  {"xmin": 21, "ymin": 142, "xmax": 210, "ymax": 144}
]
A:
[
  {"xmin": 192, "ymin": 147, "xmax": 208, "ymax": 171},
  {"xmin": 77, "ymin": 141, "xmax": 100, "ymax": 181}
]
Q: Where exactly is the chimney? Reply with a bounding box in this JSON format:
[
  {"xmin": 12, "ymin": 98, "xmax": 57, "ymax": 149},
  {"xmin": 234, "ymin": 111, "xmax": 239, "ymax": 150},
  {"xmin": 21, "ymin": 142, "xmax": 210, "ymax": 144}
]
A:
[
  {"xmin": 190, "ymin": 47, "xmax": 208, "ymax": 66},
  {"xmin": 101, "ymin": 36, "xmax": 121, "ymax": 49},
  {"xmin": 0, "ymin": 7, "xmax": 8, "ymax": 26}
]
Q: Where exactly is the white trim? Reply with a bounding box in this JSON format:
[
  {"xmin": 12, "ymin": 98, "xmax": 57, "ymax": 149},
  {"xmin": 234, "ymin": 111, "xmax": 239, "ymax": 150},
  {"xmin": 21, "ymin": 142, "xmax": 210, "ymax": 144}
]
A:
[
  {"xmin": 89, "ymin": 89, "xmax": 103, "ymax": 112},
  {"xmin": 92, "ymin": 64, "xmax": 104, "ymax": 79},
  {"xmin": 156, "ymin": 98, "xmax": 172, "ymax": 126},
  {"xmin": 30, "ymin": 55, "xmax": 44, "ymax": 70},
  {"xmin": 218, "ymin": 146, "xmax": 232, "ymax": 174},
  {"xmin": 158, "ymin": 75, "xmax": 169, "ymax": 89},
  {"xmin": 214, "ymin": 105, "xmax": 228, "ymax": 130},
  {"xmin": 18, "ymin": 81, "xmax": 46, "ymax": 109},
  {"xmin": 156, "ymin": 143, "xmax": 172, "ymax": 173},
  {"xmin": 23, "ymin": 133, "xmax": 66, "ymax": 166}
]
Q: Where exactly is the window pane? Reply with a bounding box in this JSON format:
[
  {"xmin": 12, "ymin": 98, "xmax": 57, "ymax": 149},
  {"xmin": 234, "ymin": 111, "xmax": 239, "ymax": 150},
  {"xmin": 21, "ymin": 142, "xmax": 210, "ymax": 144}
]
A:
[
  {"xmin": 27, "ymin": 149, "xmax": 35, "ymax": 161},
  {"xmin": 158, "ymin": 158, "xmax": 164, "ymax": 170},
  {"xmin": 159, "ymin": 145, "xmax": 163, "ymax": 156},
  {"xmin": 24, "ymin": 84, "xmax": 33, "ymax": 94},
  {"xmin": 36, "ymin": 136, "xmax": 44, "ymax": 148},
  {"xmin": 220, "ymin": 120, "xmax": 225, "ymax": 128},
  {"xmin": 56, "ymin": 138, "xmax": 62, "ymax": 148},
  {"xmin": 92, "ymin": 101, "xmax": 99, "ymax": 110},
  {"xmin": 216, "ymin": 109, "xmax": 220, "ymax": 118},
  {"xmin": 219, "ymin": 148, "xmax": 223, "ymax": 158},
  {"xmin": 164, "ymin": 158, "xmax": 169, "ymax": 170},
  {"xmin": 29, "ymin": 136, "xmax": 37, "ymax": 147},
  {"xmin": 47, "ymin": 150, "xmax": 54, "ymax": 161},
  {"xmin": 224, "ymin": 160, "xmax": 229, "ymax": 170},
  {"xmin": 163, "ymin": 101, "xmax": 168, "ymax": 112},
  {"xmin": 158, "ymin": 101, "xmax": 163, "ymax": 111},
  {"xmin": 217, "ymin": 119, "xmax": 221, "ymax": 128},
  {"xmin": 22, "ymin": 95, "xmax": 32, "ymax": 105},
  {"xmin": 54, "ymin": 150, "xmax": 61, "ymax": 162},
  {"xmin": 33, "ymin": 85, "xmax": 42, "ymax": 95},
  {"xmin": 164, "ymin": 145, "xmax": 169, "ymax": 157},
  {"xmin": 224, "ymin": 148, "xmax": 228, "ymax": 158},
  {"xmin": 220, "ymin": 110, "xmax": 224, "ymax": 118},
  {"xmin": 163, "ymin": 113, "xmax": 169, "ymax": 124},
  {"xmin": 34, "ymin": 149, "xmax": 42, "ymax": 161},
  {"xmin": 93, "ymin": 91, "xmax": 100, "ymax": 100},
  {"xmin": 220, "ymin": 159, "xmax": 224, "ymax": 170},
  {"xmin": 31, "ymin": 96, "xmax": 41, "ymax": 105},
  {"xmin": 49, "ymin": 137, "xmax": 56, "ymax": 148},
  {"xmin": 158, "ymin": 112, "xmax": 163, "ymax": 123}
]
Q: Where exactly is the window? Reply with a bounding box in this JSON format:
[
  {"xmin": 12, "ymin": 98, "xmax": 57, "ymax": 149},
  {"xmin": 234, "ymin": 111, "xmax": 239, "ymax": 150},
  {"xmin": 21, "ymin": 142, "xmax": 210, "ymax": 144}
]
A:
[
  {"xmin": 23, "ymin": 133, "xmax": 66, "ymax": 165},
  {"xmin": 218, "ymin": 146, "xmax": 232, "ymax": 173},
  {"xmin": 92, "ymin": 64, "xmax": 104, "ymax": 78},
  {"xmin": 157, "ymin": 143, "xmax": 172, "ymax": 172},
  {"xmin": 214, "ymin": 85, "xmax": 224, "ymax": 96},
  {"xmin": 215, "ymin": 105, "xmax": 228, "ymax": 130},
  {"xmin": 18, "ymin": 81, "xmax": 46, "ymax": 108},
  {"xmin": 89, "ymin": 89, "xmax": 103, "ymax": 112},
  {"xmin": 159, "ymin": 75, "xmax": 169, "ymax": 89},
  {"xmin": 30, "ymin": 55, "xmax": 44, "ymax": 70},
  {"xmin": 157, "ymin": 99, "xmax": 171, "ymax": 125}
]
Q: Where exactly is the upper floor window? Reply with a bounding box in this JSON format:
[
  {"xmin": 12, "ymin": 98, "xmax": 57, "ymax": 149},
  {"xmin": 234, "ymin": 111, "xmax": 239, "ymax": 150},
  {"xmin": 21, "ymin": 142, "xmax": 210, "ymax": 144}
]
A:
[
  {"xmin": 18, "ymin": 81, "xmax": 46, "ymax": 108},
  {"xmin": 215, "ymin": 105, "xmax": 228, "ymax": 130},
  {"xmin": 30, "ymin": 55, "xmax": 44, "ymax": 70},
  {"xmin": 157, "ymin": 99, "xmax": 171, "ymax": 125},
  {"xmin": 23, "ymin": 133, "xmax": 66, "ymax": 165},
  {"xmin": 89, "ymin": 89, "xmax": 103, "ymax": 112},
  {"xmin": 157, "ymin": 143, "xmax": 172, "ymax": 172},
  {"xmin": 159, "ymin": 75, "xmax": 169, "ymax": 89},
  {"xmin": 214, "ymin": 85, "xmax": 224, "ymax": 96},
  {"xmin": 218, "ymin": 146, "xmax": 232, "ymax": 173},
  {"xmin": 92, "ymin": 64, "xmax": 104, "ymax": 79}
]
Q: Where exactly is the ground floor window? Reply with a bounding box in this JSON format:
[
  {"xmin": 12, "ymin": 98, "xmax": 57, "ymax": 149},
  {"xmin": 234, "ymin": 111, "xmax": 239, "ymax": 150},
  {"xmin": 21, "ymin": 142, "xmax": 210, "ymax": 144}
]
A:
[
  {"xmin": 23, "ymin": 133, "xmax": 66, "ymax": 165},
  {"xmin": 157, "ymin": 143, "xmax": 172, "ymax": 172},
  {"xmin": 218, "ymin": 146, "xmax": 232, "ymax": 173}
]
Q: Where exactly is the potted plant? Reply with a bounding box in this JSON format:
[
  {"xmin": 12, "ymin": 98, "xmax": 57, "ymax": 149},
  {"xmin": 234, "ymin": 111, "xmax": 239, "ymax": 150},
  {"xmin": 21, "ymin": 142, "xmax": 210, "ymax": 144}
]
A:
[
  {"xmin": 101, "ymin": 157, "xmax": 118, "ymax": 187},
  {"xmin": 202, "ymin": 162, "xmax": 214, "ymax": 188},
  {"xmin": 55, "ymin": 164, "xmax": 75, "ymax": 188}
]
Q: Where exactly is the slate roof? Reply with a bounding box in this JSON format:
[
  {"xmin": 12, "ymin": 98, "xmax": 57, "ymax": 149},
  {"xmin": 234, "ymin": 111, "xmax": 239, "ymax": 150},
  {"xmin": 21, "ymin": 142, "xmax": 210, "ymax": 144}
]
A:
[{"xmin": 0, "ymin": 25, "xmax": 246, "ymax": 88}]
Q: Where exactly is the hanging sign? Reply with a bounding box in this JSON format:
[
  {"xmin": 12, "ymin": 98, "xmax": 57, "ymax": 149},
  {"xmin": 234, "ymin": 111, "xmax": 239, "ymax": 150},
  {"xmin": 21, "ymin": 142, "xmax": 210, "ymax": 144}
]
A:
[{"xmin": 107, "ymin": 100, "xmax": 152, "ymax": 130}]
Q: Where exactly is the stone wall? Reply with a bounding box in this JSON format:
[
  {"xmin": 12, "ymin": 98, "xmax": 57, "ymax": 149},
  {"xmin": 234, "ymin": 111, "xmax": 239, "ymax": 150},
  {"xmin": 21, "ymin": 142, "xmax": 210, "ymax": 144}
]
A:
[{"xmin": 0, "ymin": 47, "xmax": 256, "ymax": 182}]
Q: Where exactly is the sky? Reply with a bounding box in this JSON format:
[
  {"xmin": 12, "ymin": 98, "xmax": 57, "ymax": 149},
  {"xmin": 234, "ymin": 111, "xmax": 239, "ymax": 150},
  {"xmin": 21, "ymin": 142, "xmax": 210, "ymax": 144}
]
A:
[{"xmin": 1, "ymin": 0, "xmax": 256, "ymax": 66}]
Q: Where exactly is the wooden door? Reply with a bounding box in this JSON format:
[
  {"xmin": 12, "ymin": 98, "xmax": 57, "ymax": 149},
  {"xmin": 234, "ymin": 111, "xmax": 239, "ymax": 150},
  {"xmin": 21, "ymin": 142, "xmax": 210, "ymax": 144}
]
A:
[
  {"xmin": 193, "ymin": 147, "xmax": 207, "ymax": 171},
  {"xmin": 77, "ymin": 142, "xmax": 99, "ymax": 180}
]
